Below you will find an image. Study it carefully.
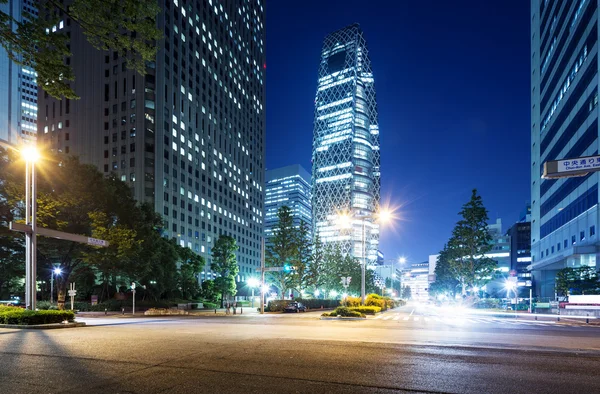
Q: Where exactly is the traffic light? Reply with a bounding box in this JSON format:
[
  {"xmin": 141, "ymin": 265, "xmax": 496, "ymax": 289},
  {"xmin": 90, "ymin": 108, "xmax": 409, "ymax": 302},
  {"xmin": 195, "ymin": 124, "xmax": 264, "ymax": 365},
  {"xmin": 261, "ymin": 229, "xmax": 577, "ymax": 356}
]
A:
[{"xmin": 284, "ymin": 264, "xmax": 292, "ymax": 272}]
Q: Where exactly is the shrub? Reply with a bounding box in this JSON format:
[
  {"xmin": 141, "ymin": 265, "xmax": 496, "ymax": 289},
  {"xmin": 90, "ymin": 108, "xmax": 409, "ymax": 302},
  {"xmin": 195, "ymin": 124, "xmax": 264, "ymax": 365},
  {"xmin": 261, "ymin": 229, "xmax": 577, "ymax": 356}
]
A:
[
  {"xmin": 0, "ymin": 308, "xmax": 75, "ymax": 325},
  {"xmin": 36, "ymin": 301, "xmax": 59, "ymax": 310},
  {"xmin": 266, "ymin": 299, "xmax": 292, "ymax": 312},
  {"xmin": 295, "ymin": 298, "xmax": 340, "ymax": 309},
  {"xmin": 345, "ymin": 296, "xmax": 362, "ymax": 307},
  {"xmin": 203, "ymin": 302, "xmax": 218, "ymax": 309},
  {"xmin": 349, "ymin": 306, "xmax": 381, "ymax": 314},
  {"xmin": 331, "ymin": 307, "xmax": 365, "ymax": 318},
  {"xmin": 365, "ymin": 296, "xmax": 385, "ymax": 310}
]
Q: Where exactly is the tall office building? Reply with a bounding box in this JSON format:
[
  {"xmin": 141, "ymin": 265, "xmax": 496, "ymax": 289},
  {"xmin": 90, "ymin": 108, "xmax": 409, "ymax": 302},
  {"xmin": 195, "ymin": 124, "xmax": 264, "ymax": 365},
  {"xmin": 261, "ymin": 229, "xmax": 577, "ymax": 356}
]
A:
[
  {"xmin": 531, "ymin": 0, "xmax": 599, "ymax": 297},
  {"xmin": 311, "ymin": 24, "xmax": 381, "ymax": 262},
  {"xmin": 0, "ymin": 0, "xmax": 38, "ymax": 146},
  {"xmin": 264, "ymin": 164, "xmax": 312, "ymax": 241},
  {"xmin": 38, "ymin": 0, "xmax": 266, "ymax": 281}
]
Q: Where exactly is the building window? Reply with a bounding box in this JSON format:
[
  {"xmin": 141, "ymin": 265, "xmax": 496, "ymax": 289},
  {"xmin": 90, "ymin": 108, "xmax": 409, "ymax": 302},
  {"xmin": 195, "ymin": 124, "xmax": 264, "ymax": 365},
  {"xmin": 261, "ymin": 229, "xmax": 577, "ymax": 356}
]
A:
[
  {"xmin": 564, "ymin": 239, "xmax": 568, "ymax": 248},
  {"xmin": 557, "ymin": 242, "xmax": 561, "ymax": 251},
  {"xmin": 572, "ymin": 235, "xmax": 576, "ymax": 245},
  {"xmin": 591, "ymin": 226, "xmax": 596, "ymax": 237},
  {"xmin": 580, "ymin": 231, "xmax": 585, "ymax": 241}
]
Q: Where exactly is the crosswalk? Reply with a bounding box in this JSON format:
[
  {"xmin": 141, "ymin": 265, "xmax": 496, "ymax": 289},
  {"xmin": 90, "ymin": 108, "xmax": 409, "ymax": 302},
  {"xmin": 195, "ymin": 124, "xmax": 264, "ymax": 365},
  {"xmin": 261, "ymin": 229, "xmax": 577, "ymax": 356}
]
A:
[{"xmin": 370, "ymin": 313, "xmax": 563, "ymax": 327}]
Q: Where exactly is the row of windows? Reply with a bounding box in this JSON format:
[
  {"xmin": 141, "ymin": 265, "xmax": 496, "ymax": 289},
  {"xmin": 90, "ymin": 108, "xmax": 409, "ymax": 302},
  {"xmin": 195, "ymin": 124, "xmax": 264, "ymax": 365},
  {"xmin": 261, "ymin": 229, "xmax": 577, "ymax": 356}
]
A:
[
  {"xmin": 540, "ymin": 225, "xmax": 595, "ymax": 259},
  {"xmin": 540, "ymin": 184, "xmax": 598, "ymax": 238}
]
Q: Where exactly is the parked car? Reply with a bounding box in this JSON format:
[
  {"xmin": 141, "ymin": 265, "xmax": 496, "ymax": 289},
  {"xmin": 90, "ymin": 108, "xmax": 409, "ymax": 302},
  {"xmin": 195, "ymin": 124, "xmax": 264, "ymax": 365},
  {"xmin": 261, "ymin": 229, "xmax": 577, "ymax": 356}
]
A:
[{"xmin": 284, "ymin": 302, "xmax": 306, "ymax": 313}]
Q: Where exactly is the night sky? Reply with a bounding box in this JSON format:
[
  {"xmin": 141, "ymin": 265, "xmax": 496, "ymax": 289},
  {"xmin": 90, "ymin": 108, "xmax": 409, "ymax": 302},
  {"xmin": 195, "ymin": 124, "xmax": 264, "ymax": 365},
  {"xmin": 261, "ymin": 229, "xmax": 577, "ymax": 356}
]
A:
[{"xmin": 265, "ymin": 1, "xmax": 530, "ymax": 264}]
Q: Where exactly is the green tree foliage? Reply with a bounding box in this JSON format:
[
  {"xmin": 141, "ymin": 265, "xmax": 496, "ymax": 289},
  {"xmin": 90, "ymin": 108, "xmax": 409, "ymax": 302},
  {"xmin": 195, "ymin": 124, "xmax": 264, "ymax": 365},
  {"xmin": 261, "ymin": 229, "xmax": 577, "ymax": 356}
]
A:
[
  {"xmin": 555, "ymin": 266, "xmax": 600, "ymax": 297},
  {"xmin": 305, "ymin": 233, "xmax": 324, "ymax": 290},
  {"xmin": 288, "ymin": 220, "xmax": 312, "ymax": 292},
  {"xmin": 177, "ymin": 246, "xmax": 205, "ymax": 300},
  {"xmin": 435, "ymin": 189, "xmax": 496, "ymax": 296},
  {"xmin": 428, "ymin": 244, "xmax": 460, "ymax": 298},
  {"xmin": 0, "ymin": 0, "xmax": 162, "ymax": 99},
  {"xmin": 320, "ymin": 244, "xmax": 376, "ymax": 295},
  {"xmin": 211, "ymin": 235, "xmax": 239, "ymax": 306},
  {"xmin": 265, "ymin": 206, "xmax": 298, "ymax": 297},
  {"xmin": 199, "ymin": 279, "xmax": 218, "ymax": 303},
  {"xmin": 401, "ymin": 285, "xmax": 412, "ymax": 300}
]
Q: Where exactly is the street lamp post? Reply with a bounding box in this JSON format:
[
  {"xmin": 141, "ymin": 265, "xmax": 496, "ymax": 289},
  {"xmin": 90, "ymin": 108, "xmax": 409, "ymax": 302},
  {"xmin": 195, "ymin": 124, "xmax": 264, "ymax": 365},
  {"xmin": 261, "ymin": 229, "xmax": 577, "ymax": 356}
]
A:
[
  {"xmin": 131, "ymin": 282, "xmax": 136, "ymax": 315},
  {"xmin": 338, "ymin": 209, "xmax": 391, "ymax": 305},
  {"xmin": 247, "ymin": 277, "xmax": 259, "ymax": 308},
  {"xmin": 22, "ymin": 146, "xmax": 39, "ymax": 311},
  {"xmin": 50, "ymin": 267, "xmax": 62, "ymax": 304}
]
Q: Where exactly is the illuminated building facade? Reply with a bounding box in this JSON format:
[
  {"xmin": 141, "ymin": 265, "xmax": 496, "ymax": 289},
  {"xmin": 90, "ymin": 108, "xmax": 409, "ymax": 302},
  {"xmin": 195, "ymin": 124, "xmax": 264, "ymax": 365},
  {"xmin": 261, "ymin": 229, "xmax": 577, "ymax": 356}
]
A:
[
  {"xmin": 264, "ymin": 164, "xmax": 312, "ymax": 242},
  {"xmin": 311, "ymin": 24, "xmax": 381, "ymax": 262},
  {"xmin": 38, "ymin": 0, "xmax": 266, "ymax": 282}
]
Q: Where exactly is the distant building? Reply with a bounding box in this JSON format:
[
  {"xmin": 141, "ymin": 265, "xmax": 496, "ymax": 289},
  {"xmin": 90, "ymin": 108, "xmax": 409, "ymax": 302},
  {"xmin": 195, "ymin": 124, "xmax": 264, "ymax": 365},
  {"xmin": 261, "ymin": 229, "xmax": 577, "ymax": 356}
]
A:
[
  {"xmin": 0, "ymin": 0, "xmax": 38, "ymax": 146},
  {"xmin": 401, "ymin": 261, "xmax": 429, "ymax": 301},
  {"xmin": 531, "ymin": 0, "xmax": 600, "ymax": 298},
  {"xmin": 264, "ymin": 165, "xmax": 312, "ymax": 241}
]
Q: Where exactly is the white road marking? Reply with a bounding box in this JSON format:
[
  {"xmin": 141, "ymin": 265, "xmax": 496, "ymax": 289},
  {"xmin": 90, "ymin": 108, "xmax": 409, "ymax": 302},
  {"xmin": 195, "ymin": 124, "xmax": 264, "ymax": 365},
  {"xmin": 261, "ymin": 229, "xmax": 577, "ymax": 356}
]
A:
[
  {"xmin": 383, "ymin": 315, "xmax": 392, "ymax": 320},
  {"xmin": 413, "ymin": 316, "xmax": 420, "ymax": 322},
  {"xmin": 393, "ymin": 315, "xmax": 400, "ymax": 321},
  {"xmin": 424, "ymin": 317, "xmax": 430, "ymax": 322},
  {"xmin": 373, "ymin": 314, "xmax": 383, "ymax": 320},
  {"xmin": 403, "ymin": 316, "xmax": 409, "ymax": 321}
]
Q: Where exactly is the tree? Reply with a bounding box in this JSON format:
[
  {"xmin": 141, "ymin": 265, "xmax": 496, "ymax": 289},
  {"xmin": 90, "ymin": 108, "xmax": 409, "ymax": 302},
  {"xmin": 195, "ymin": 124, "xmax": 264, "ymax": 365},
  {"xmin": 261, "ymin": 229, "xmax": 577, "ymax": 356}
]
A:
[
  {"xmin": 199, "ymin": 279, "xmax": 218, "ymax": 303},
  {"xmin": 211, "ymin": 235, "xmax": 239, "ymax": 307},
  {"xmin": 444, "ymin": 189, "xmax": 496, "ymax": 296},
  {"xmin": 305, "ymin": 233, "xmax": 324, "ymax": 290},
  {"xmin": 401, "ymin": 286, "xmax": 412, "ymax": 300},
  {"xmin": 177, "ymin": 246, "xmax": 205, "ymax": 300},
  {"xmin": 428, "ymin": 244, "xmax": 460, "ymax": 298},
  {"xmin": 265, "ymin": 206, "xmax": 297, "ymax": 298},
  {"xmin": 0, "ymin": 0, "xmax": 162, "ymax": 99},
  {"xmin": 288, "ymin": 220, "xmax": 312, "ymax": 293},
  {"xmin": 555, "ymin": 266, "xmax": 600, "ymax": 297}
]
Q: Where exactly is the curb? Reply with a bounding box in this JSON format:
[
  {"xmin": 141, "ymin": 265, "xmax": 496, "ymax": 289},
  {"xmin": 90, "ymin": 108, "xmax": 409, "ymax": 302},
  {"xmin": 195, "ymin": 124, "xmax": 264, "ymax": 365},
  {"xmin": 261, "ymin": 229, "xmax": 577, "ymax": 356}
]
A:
[
  {"xmin": 0, "ymin": 322, "xmax": 86, "ymax": 329},
  {"xmin": 320, "ymin": 317, "xmax": 366, "ymax": 321}
]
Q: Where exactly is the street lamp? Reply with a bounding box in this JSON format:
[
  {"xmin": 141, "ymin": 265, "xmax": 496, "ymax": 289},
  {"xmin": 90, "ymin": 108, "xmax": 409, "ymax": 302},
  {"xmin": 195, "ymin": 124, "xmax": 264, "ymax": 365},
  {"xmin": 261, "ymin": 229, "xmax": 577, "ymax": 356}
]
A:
[
  {"xmin": 247, "ymin": 277, "xmax": 259, "ymax": 308},
  {"xmin": 50, "ymin": 267, "xmax": 62, "ymax": 304},
  {"xmin": 131, "ymin": 282, "xmax": 136, "ymax": 315},
  {"xmin": 22, "ymin": 145, "xmax": 40, "ymax": 311},
  {"xmin": 337, "ymin": 208, "xmax": 392, "ymax": 305}
]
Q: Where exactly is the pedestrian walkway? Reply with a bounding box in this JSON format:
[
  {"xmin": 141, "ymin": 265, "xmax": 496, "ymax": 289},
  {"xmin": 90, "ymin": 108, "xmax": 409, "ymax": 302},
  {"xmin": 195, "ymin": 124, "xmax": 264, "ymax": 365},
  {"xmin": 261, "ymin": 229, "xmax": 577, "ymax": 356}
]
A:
[{"xmin": 370, "ymin": 313, "xmax": 594, "ymax": 328}]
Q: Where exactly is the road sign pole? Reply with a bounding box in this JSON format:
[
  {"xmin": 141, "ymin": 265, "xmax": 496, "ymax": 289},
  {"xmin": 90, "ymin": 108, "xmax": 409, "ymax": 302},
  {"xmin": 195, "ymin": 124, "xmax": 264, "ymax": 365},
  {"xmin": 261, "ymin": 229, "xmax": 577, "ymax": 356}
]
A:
[
  {"xmin": 24, "ymin": 160, "xmax": 31, "ymax": 310},
  {"xmin": 31, "ymin": 162, "xmax": 37, "ymax": 311}
]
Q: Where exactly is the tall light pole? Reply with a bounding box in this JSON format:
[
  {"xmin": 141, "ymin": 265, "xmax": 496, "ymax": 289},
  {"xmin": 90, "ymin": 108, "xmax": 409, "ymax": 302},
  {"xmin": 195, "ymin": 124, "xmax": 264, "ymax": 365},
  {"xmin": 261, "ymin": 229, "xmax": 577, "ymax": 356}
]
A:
[
  {"xmin": 22, "ymin": 146, "xmax": 39, "ymax": 311},
  {"xmin": 338, "ymin": 209, "xmax": 392, "ymax": 305},
  {"xmin": 247, "ymin": 277, "xmax": 259, "ymax": 308},
  {"xmin": 50, "ymin": 267, "xmax": 62, "ymax": 304}
]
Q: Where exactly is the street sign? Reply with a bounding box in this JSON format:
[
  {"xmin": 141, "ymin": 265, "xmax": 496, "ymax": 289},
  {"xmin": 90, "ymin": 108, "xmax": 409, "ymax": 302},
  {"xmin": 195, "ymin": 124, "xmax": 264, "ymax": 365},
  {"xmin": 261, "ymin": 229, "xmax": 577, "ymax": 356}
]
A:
[
  {"xmin": 9, "ymin": 222, "xmax": 109, "ymax": 247},
  {"xmin": 264, "ymin": 267, "xmax": 285, "ymax": 272},
  {"xmin": 543, "ymin": 154, "xmax": 600, "ymax": 179},
  {"xmin": 67, "ymin": 290, "xmax": 77, "ymax": 297},
  {"xmin": 507, "ymin": 276, "xmax": 517, "ymax": 283}
]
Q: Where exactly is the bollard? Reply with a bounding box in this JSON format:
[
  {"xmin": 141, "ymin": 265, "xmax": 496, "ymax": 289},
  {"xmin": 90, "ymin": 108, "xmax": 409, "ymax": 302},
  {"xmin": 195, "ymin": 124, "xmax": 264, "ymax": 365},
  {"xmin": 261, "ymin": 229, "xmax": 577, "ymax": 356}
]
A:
[
  {"xmin": 121, "ymin": 307, "xmax": 125, "ymax": 315},
  {"xmin": 587, "ymin": 314, "xmax": 589, "ymax": 324},
  {"xmin": 535, "ymin": 315, "xmax": 537, "ymax": 321},
  {"xmin": 557, "ymin": 309, "xmax": 560, "ymax": 322},
  {"xmin": 241, "ymin": 307, "xmax": 243, "ymax": 314},
  {"xmin": 105, "ymin": 308, "xmax": 107, "ymax": 316},
  {"xmin": 214, "ymin": 308, "xmax": 217, "ymax": 314}
]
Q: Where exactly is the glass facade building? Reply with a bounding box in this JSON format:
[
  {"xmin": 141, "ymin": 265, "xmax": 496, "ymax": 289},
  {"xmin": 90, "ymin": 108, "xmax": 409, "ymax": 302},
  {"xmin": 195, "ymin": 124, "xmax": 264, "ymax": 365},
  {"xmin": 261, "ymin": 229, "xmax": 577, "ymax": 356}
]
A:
[
  {"xmin": 264, "ymin": 164, "xmax": 312, "ymax": 241},
  {"xmin": 39, "ymin": 0, "xmax": 265, "ymax": 282},
  {"xmin": 311, "ymin": 24, "xmax": 381, "ymax": 262},
  {"xmin": 0, "ymin": 0, "xmax": 38, "ymax": 146},
  {"xmin": 530, "ymin": 0, "xmax": 599, "ymax": 298}
]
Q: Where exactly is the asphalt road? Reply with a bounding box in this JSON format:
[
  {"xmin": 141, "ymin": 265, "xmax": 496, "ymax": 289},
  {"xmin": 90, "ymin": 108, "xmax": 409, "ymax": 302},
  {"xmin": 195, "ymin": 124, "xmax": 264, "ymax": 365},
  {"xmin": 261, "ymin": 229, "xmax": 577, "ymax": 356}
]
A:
[{"xmin": 1, "ymin": 308, "xmax": 599, "ymax": 394}]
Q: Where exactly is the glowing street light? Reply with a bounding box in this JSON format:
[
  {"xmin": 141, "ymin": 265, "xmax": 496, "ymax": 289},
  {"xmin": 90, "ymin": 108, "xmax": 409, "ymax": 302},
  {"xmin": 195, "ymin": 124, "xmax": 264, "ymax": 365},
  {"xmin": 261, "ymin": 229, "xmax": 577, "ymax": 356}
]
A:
[
  {"xmin": 247, "ymin": 277, "xmax": 260, "ymax": 308},
  {"xmin": 336, "ymin": 207, "xmax": 395, "ymax": 305},
  {"xmin": 50, "ymin": 267, "xmax": 62, "ymax": 304}
]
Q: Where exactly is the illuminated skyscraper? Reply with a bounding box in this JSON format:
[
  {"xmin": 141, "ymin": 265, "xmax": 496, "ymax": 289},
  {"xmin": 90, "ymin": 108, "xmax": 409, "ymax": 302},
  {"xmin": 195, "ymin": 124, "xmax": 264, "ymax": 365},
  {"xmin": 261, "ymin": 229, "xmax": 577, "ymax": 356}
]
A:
[
  {"xmin": 311, "ymin": 24, "xmax": 380, "ymax": 262},
  {"xmin": 38, "ymin": 0, "xmax": 266, "ymax": 282}
]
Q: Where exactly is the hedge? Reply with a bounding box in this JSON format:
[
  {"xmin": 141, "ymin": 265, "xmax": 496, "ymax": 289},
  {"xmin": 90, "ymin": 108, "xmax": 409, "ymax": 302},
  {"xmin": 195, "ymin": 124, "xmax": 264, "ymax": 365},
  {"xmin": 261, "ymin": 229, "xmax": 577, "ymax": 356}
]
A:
[
  {"xmin": 327, "ymin": 307, "xmax": 365, "ymax": 318},
  {"xmin": 0, "ymin": 307, "xmax": 75, "ymax": 325},
  {"xmin": 295, "ymin": 298, "xmax": 340, "ymax": 309},
  {"xmin": 349, "ymin": 306, "xmax": 381, "ymax": 315}
]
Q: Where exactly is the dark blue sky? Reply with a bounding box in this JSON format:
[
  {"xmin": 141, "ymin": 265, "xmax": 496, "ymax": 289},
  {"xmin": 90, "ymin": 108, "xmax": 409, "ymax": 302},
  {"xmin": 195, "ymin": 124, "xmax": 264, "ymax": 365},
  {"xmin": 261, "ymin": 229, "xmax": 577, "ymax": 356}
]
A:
[{"xmin": 265, "ymin": 1, "xmax": 530, "ymax": 264}]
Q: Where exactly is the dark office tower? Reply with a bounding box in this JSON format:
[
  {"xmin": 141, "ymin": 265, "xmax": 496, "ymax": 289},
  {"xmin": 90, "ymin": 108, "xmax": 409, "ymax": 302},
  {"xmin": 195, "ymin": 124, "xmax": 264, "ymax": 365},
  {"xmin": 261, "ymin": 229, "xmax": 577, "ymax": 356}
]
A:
[
  {"xmin": 311, "ymin": 24, "xmax": 381, "ymax": 262},
  {"xmin": 530, "ymin": 0, "xmax": 599, "ymax": 297},
  {"xmin": 38, "ymin": 0, "xmax": 266, "ymax": 282}
]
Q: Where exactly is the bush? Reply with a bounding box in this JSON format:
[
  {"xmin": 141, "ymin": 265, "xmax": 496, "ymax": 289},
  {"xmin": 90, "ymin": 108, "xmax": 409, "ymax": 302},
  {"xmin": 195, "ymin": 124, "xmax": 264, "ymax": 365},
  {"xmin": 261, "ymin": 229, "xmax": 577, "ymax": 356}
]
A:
[
  {"xmin": 330, "ymin": 307, "xmax": 365, "ymax": 318},
  {"xmin": 349, "ymin": 306, "xmax": 381, "ymax": 314},
  {"xmin": 266, "ymin": 299, "xmax": 292, "ymax": 312},
  {"xmin": 36, "ymin": 301, "xmax": 59, "ymax": 310},
  {"xmin": 295, "ymin": 298, "xmax": 340, "ymax": 309},
  {"xmin": 365, "ymin": 296, "xmax": 385, "ymax": 310},
  {"xmin": 345, "ymin": 296, "xmax": 361, "ymax": 307},
  {"xmin": 203, "ymin": 302, "xmax": 218, "ymax": 309},
  {"xmin": 0, "ymin": 308, "xmax": 75, "ymax": 325}
]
